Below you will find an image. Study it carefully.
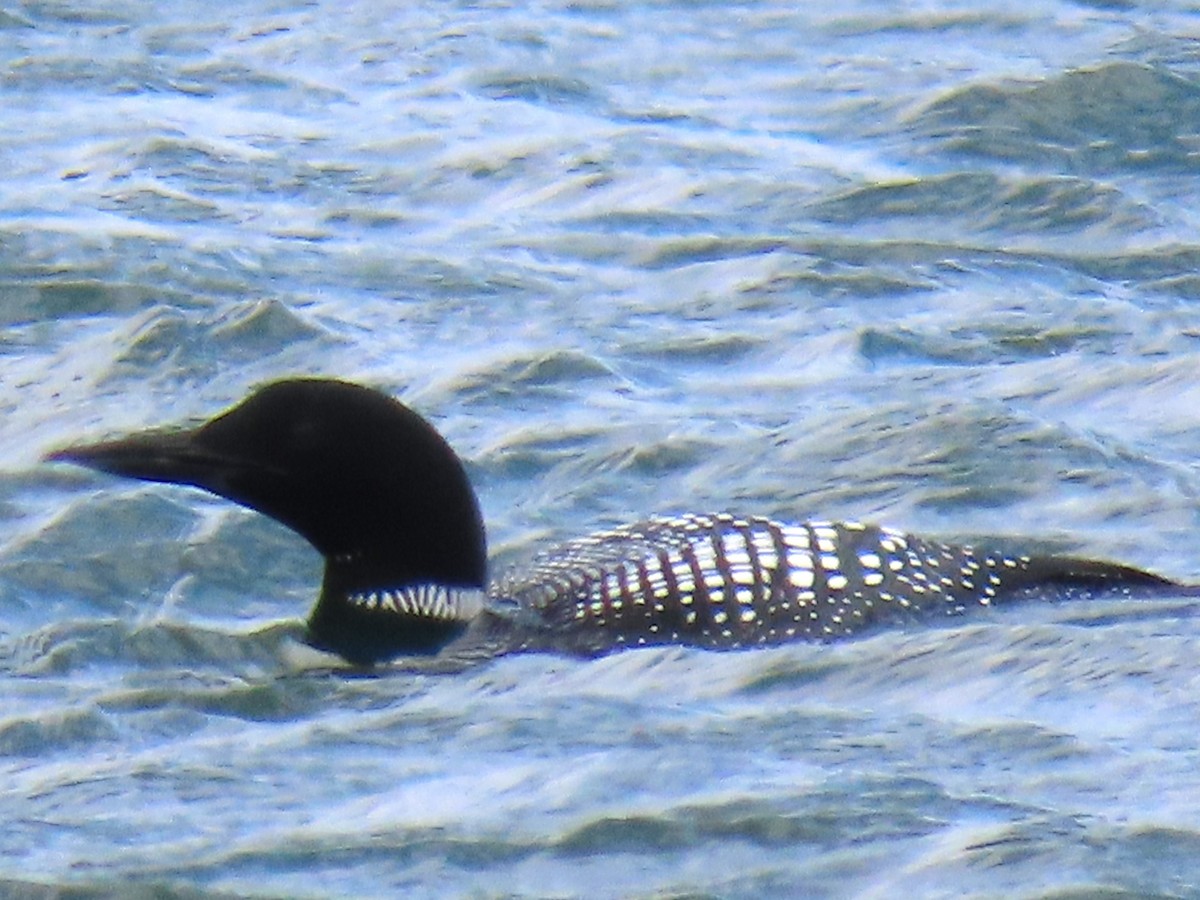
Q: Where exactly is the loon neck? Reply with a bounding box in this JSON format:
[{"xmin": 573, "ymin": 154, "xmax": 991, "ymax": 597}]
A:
[
  {"xmin": 308, "ymin": 546, "xmax": 487, "ymax": 666},
  {"xmin": 308, "ymin": 570, "xmax": 479, "ymax": 665}
]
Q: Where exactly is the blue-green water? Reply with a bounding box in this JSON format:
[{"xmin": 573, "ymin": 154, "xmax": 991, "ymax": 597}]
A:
[{"xmin": 4, "ymin": 1, "xmax": 1200, "ymax": 897}]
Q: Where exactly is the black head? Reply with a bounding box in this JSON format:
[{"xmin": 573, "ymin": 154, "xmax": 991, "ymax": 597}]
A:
[{"xmin": 47, "ymin": 379, "xmax": 488, "ymax": 665}]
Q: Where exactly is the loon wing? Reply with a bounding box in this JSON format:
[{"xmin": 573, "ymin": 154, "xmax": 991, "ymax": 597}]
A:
[{"xmin": 476, "ymin": 514, "xmax": 1184, "ymax": 657}]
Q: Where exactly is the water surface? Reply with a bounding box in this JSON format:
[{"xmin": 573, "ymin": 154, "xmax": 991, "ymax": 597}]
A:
[{"xmin": 4, "ymin": 1, "xmax": 1200, "ymax": 897}]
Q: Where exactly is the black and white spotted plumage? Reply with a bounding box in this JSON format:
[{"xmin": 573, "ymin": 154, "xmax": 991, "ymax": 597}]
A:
[{"xmin": 474, "ymin": 513, "xmax": 1179, "ymax": 657}]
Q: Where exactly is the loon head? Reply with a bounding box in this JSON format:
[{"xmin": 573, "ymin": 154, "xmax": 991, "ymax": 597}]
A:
[{"xmin": 46, "ymin": 378, "xmax": 487, "ymax": 665}]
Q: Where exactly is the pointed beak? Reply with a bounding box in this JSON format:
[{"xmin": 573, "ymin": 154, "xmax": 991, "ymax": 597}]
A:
[{"xmin": 44, "ymin": 430, "xmax": 242, "ymax": 489}]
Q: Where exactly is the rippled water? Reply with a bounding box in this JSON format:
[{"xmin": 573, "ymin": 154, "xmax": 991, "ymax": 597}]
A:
[{"xmin": 5, "ymin": 1, "xmax": 1200, "ymax": 897}]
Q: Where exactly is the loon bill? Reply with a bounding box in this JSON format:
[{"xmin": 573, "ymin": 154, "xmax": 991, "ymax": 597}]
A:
[{"xmin": 45, "ymin": 378, "xmax": 1187, "ymax": 666}]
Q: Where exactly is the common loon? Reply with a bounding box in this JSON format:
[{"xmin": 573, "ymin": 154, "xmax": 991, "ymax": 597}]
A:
[{"xmin": 45, "ymin": 378, "xmax": 1187, "ymax": 666}]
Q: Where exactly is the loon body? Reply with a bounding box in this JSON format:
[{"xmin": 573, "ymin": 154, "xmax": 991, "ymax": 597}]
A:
[{"xmin": 46, "ymin": 378, "xmax": 1185, "ymax": 666}]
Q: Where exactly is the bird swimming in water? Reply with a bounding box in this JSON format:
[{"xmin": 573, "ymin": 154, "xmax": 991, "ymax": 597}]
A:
[{"xmin": 45, "ymin": 378, "xmax": 1190, "ymax": 666}]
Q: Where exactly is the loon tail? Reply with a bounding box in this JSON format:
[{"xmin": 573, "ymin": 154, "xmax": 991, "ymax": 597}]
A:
[{"xmin": 1005, "ymin": 554, "xmax": 1200, "ymax": 600}]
